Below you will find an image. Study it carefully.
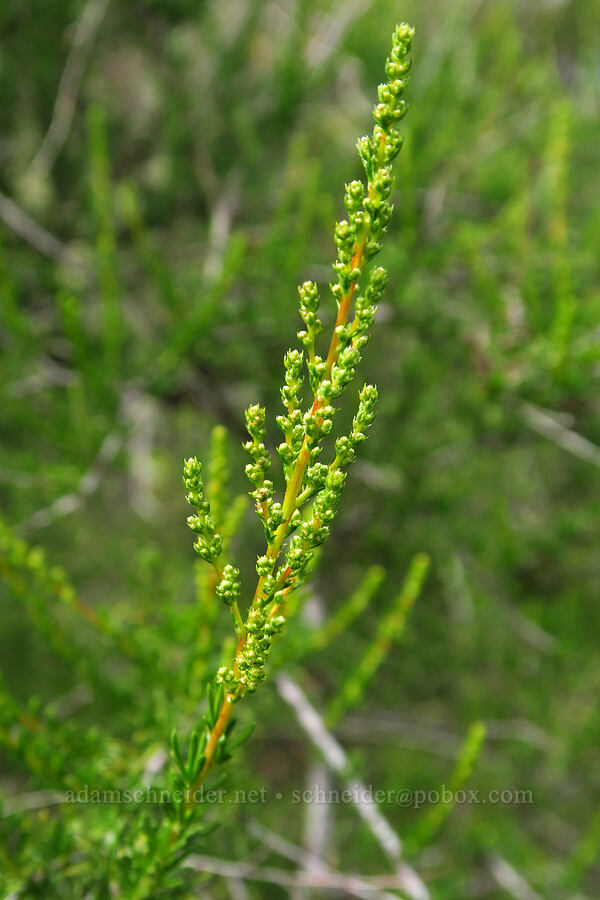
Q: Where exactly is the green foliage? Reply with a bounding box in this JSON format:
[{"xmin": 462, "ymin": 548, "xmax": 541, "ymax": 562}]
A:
[
  {"xmin": 1, "ymin": 1, "xmax": 600, "ymax": 897},
  {"xmin": 411, "ymin": 720, "xmax": 487, "ymax": 850},
  {"xmin": 326, "ymin": 552, "xmax": 430, "ymax": 725},
  {"xmin": 0, "ymin": 19, "xmax": 428, "ymax": 898}
]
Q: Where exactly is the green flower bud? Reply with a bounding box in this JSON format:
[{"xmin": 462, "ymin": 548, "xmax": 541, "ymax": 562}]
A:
[
  {"xmin": 256, "ymin": 555, "xmax": 274, "ymax": 577},
  {"xmin": 216, "ymin": 564, "xmax": 241, "ymax": 607}
]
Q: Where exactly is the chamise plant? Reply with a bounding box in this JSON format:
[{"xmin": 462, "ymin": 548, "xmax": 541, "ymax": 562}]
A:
[
  {"xmin": 173, "ymin": 13, "xmax": 415, "ymax": 852},
  {"xmin": 0, "ymin": 22, "xmax": 423, "ymax": 900},
  {"xmin": 4, "ymin": 3, "xmax": 600, "ymax": 896}
]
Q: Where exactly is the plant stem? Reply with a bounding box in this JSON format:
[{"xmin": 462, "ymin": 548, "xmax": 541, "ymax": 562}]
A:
[{"xmin": 185, "ymin": 692, "xmax": 236, "ymax": 808}]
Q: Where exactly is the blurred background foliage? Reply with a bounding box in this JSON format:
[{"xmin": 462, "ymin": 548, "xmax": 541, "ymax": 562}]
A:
[{"xmin": 1, "ymin": 0, "xmax": 600, "ymax": 896}]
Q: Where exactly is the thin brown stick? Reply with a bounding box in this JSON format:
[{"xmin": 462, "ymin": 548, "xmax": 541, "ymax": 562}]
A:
[{"xmin": 29, "ymin": 0, "xmax": 111, "ymax": 175}]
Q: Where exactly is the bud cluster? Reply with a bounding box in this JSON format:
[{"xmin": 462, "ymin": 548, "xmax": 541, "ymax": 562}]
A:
[
  {"xmin": 255, "ymin": 553, "xmax": 279, "ymax": 606},
  {"xmin": 183, "ymin": 23, "xmax": 413, "ymax": 710},
  {"xmin": 352, "ymin": 266, "xmax": 388, "ymax": 350},
  {"xmin": 277, "ymin": 349, "xmax": 305, "ymax": 478},
  {"xmin": 244, "ymin": 405, "xmax": 270, "ymax": 489},
  {"xmin": 184, "ymin": 457, "xmax": 223, "ymax": 564},
  {"xmin": 336, "ymin": 24, "xmax": 413, "ymax": 302},
  {"xmin": 215, "ymin": 564, "xmax": 241, "ymax": 608},
  {"xmin": 280, "ymin": 25, "xmax": 414, "ymax": 510},
  {"xmin": 244, "ymin": 405, "xmax": 283, "ymax": 538},
  {"xmin": 297, "ymin": 281, "xmax": 322, "ymax": 361},
  {"xmin": 217, "ymin": 608, "xmax": 286, "ymax": 694},
  {"xmin": 335, "ymin": 384, "xmax": 379, "ymax": 468},
  {"xmin": 303, "ymin": 402, "xmax": 335, "ymax": 442},
  {"xmin": 275, "ymin": 468, "xmax": 347, "ymax": 593},
  {"xmin": 297, "ymin": 462, "xmax": 329, "ymax": 504}
]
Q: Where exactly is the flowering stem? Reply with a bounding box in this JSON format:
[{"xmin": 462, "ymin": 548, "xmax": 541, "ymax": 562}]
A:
[{"xmin": 177, "ymin": 22, "xmax": 415, "ymax": 823}]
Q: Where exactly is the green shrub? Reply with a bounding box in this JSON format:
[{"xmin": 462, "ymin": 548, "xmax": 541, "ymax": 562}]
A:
[{"xmin": 2, "ymin": 2, "xmax": 600, "ymax": 897}]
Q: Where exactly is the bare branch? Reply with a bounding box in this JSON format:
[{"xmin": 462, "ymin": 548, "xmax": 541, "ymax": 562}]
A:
[
  {"xmin": 304, "ymin": 762, "xmax": 334, "ymax": 865},
  {"xmin": 276, "ymin": 674, "xmax": 429, "ymax": 900},
  {"xmin": 203, "ymin": 172, "xmax": 240, "ymax": 282},
  {"xmin": 29, "ymin": 0, "xmax": 111, "ymax": 176},
  {"xmin": 225, "ymin": 876, "xmax": 251, "ymax": 900},
  {"xmin": 3, "ymin": 790, "xmax": 65, "ymax": 817},
  {"xmin": 339, "ymin": 713, "xmax": 559, "ymax": 756},
  {"xmin": 249, "ymin": 820, "xmax": 408, "ymax": 900},
  {"xmin": 123, "ymin": 387, "xmax": 159, "ymax": 521},
  {"xmin": 187, "ymin": 853, "xmax": 420, "ymax": 899},
  {"xmin": 249, "ymin": 819, "xmax": 326, "ymax": 874},
  {"xmin": 520, "ymin": 401, "xmax": 600, "ymax": 469},
  {"xmin": 488, "ymin": 855, "xmax": 542, "ymax": 900},
  {"xmin": 0, "ymin": 188, "xmax": 85, "ymax": 269}
]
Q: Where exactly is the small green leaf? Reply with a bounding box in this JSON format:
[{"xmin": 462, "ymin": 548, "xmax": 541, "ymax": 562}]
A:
[
  {"xmin": 186, "ymin": 731, "xmax": 200, "ymax": 773},
  {"xmin": 227, "ymin": 721, "xmax": 256, "ymax": 752},
  {"xmin": 170, "ymin": 730, "xmax": 186, "ymax": 776}
]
